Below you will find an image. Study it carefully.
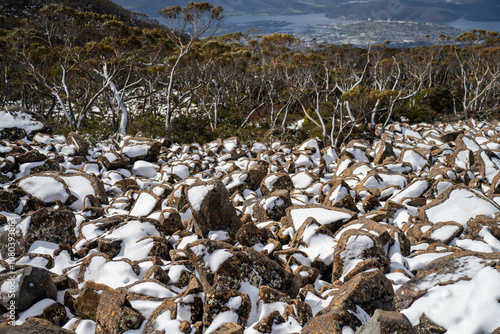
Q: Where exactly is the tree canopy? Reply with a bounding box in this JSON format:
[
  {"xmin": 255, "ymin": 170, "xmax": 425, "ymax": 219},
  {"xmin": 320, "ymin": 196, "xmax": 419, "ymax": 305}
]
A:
[{"xmin": 1, "ymin": 2, "xmax": 499, "ymax": 145}]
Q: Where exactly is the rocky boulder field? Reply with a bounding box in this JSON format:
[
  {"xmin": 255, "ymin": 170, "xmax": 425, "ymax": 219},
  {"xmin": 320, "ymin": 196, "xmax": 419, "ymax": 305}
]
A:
[{"xmin": 1, "ymin": 110, "xmax": 500, "ymax": 333}]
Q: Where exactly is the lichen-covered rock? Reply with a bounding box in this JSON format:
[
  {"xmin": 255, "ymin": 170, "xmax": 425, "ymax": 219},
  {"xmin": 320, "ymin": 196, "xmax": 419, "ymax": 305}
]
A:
[
  {"xmin": 97, "ymin": 151, "xmax": 130, "ymax": 170},
  {"xmin": 332, "ymin": 229, "xmax": 390, "ymax": 282},
  {"xmin": 119, "ymin": 136, "xmax": 161, "ymax": 163},
  {"xmin": 95, "ymin": 289, "xmax": 144, "ymax": 334},
  {"xmin": 187, "ymin": 180, "xmax": 242, "ymax": 237},
  {"xmin": 303, "ymin": 270, "xmax": 395, "ymax": 334},
  {"xmin": 253, "ymin": 190, "xmax": 292, "ymax": 222},
  {"xmin": 354, "ymin": 309, "xmax": 415, "ymax": 334},
  {"xmin": 67, "ymin": 132, "xmax": 89, "ymax": 156},
  {"xmin": 0, "ymin": 266, "xmax": 57, "ymax": 311},
  {"xmin": 235, "ymin": 222, "xmax": 274, "ymax": 248},
  {"xmin": 260, "ymin": 172, "xmax": 294, "ymax": 195},
  {"xmin": 0, "ymin": 189, "xmax": 20, "ymax": 212},
  {"xmin": 184, "ymin": 239, "xmax": 299, "ymax": 296},
  {"xmin": 0, "ymin": 317, "xmax": 75, "ymax": 333},
  {"xmin": 203, "ymin": 282, "xmax": 252, "ymax": 331},
  {"xmin": 22, "ymin": 207, "xmax": 77, "ymax": 247}
]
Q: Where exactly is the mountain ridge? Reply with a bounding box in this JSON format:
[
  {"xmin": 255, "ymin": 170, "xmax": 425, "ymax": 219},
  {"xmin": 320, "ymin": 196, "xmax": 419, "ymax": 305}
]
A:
[{"xmin": 110, "ymin": 0, "xmax": 500, "ymax": 23}]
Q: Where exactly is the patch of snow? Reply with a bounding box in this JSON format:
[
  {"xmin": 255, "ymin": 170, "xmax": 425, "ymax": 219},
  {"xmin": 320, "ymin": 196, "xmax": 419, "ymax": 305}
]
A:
[
  {"xmin": 18, "ymin": 176, "xmax": 69, "ymax": 204},
  {"xmin": 0, "ymin": 111, "xmax": 44, "ymax": 134},
  {"xmin": 402, "ymin": 267, "xmax": 500, "ymax": 333},
  {"xmin": 187, "ymin": 184, "xmax": 215, "ymax": 212},
  {"xmin": 424, "ymin": 189, "xmax": 499, "ymax": 226},
  {"xmin": 339, "ymin": 234, "xmax": 375, "ymax": 281},
  {"xmin": 289, "ymin": 207, "xmax": 353, "ymax": 230},
  {"xmin": 129, "ymin": 193, "xmax": 157, "ymax": 217},
  {"xmin": 122, "ymin": 145, "xmax": 150, "ymax": 158}
]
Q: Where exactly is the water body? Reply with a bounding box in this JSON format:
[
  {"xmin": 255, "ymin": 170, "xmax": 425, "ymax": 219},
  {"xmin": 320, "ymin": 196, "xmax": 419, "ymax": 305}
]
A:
[
  {"xmin": 447, "ymin": 18, "xmax": 500, "ymax": 32},
  {"xmin": 224, "ymin": 13, "xmax": 355, "ymax": 33},
  {"xmin": 222, "ymin": 13, "xmax": 500, "ymax": 34},
  {"xmin": 154, "ymin": 13, "xmax": 500, "ymax": 45}
]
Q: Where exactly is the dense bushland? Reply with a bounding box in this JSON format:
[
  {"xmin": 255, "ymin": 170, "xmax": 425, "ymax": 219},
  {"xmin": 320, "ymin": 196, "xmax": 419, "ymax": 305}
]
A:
[{"xmin": 0, "ymin": 1, "xmax": 499, "ymax": 146}]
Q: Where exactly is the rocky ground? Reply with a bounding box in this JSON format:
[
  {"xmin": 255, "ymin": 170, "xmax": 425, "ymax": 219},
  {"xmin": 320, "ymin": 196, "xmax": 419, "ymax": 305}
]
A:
[{"xmin": 1, "ymin": 109, "xmax": 500, "ymax": 334}]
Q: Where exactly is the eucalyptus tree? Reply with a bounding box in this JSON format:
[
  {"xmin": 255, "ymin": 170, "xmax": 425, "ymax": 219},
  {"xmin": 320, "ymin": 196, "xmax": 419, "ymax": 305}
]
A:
[
  {"xmin": 159, "ymin": 1, "xmax": 223, "ymax": 132},
  {"xmin": 454, "ymin": 31, "xmax": 500, "ymax": 118},
  {"xmin": 12, "ymin": 5, "xmax": 111, "ymax": 128}
]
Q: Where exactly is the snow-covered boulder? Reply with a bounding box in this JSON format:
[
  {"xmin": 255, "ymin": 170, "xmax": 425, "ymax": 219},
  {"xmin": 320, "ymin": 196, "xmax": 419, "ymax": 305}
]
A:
[{"xmin": 0, "ymin": 110, "xmax": 51, "ymax": 141}]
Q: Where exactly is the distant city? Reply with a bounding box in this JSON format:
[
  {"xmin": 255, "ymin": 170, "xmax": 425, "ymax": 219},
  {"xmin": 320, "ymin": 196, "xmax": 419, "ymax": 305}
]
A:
[
  {"xmin": 113, "ymin": 0, "xmax": 500, "ymax": 47},
  {"xmin": 217, "ymin": 14, "xmax": 471, "ymax": 47}
]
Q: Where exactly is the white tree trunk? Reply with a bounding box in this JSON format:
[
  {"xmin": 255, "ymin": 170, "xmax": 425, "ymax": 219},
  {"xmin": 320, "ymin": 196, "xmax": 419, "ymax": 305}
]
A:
[
  {"xmin": 110, "ymin": 82, "xmax": 128, "ymax": 135},
  {"xmin": 52, "ymin": 91, "xmax": 73, "ymax": 126}
]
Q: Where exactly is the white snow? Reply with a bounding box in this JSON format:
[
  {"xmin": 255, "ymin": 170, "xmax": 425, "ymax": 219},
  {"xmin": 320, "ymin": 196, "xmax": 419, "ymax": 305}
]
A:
[
  {"xmin": 187, "ymin": 184, "xmax": 215, "ymax": 212},
  {"xmin": 204, "ymin": 249, "xmax": 233, "ymax": 272},
  {"xmin": 429, "ymin": 225, "xmax": 461, "ymax": 243},
  {"xmin": 289, "ymin": 207, "xmax": 353, "ymax": 230},
  {"xmin": 127, "ymin": 282, "xmax": 177, "ymax": 298},
  {"xmin": 0, "ymin": 111, "xmax": 45, "ymax": 134},
  {"xmin": 61, "ymin": 174, "xmax": 96, "ymax": 210},
  {"xmin": 83, "ymin": 256, "xmax": 140, "ymax": 288},
  {"xmin": 339, "ymin": 234, "xmax": 375, "ymax": 281},
  {"xmin": 424, "ymin": 189, "xmax": 499, "ymax": 226},
  {"xmin": 122, "ymin": 145, "xmax": 150, "ymax": 158},
  {"xmin": 292, "ymin": 172, "xmax": 315, "ymax": 189},
  {"xmin": 154, "ymin": 310, "xmax": 183, "ymax": 333},
  {"xmin": 402, "ymin": 267, "xmax": 500, "ymax": 333},
  {"xmin": 389, "ymin": 179, "xmax": 429, "ymax": 203},
  {"xmin": 406, "ymin": 252, "xmax": 454, "ymax": 272},
  {"xmin": 15, "ymin": 299, "xmax": 56, "ymax": 324},
  {"xmin": 204, "ymin": 311, "xmax": 239, "ymax": 334},
  {"xmin": 402, "ymin": 150, "xmax": 427, "ymax": 170},
  {"xmin": 129, "ymin": 192, "xmax": 158, "ymax": 217},
  {"xmin": 132, "ymin": 160, "xmax": 158, "ymax": 178},
  {"xmin": 298, "ymin": 224, "xmax": 337, "ymax": 266},
  {"xmin": 18, "ymin": 176, "xmax": 69, "ymax": 204},
  {"xmin": 103, "ymin": 220, "xmax": 160, "ymax": 260}
]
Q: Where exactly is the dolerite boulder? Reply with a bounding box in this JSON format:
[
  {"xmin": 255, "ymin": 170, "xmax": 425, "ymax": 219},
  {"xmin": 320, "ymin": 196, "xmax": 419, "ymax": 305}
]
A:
[
  {"xmin": 245, "ymin": 164, "xmax": 268, "ymax": 191},
  {"xmin": 186, "ymin": 180, "xmax": 242, "ymax": 237},
  {"xmin": 15, "ymin": 149, "xmax": 47, "ymax": 165},
  {"xmin": 395, "ymin": 251, "xmax": 500, "ymax": 311},
  {"xmin": 16, "ymin": 173, "xmax": 76, "ymax": 207},
  {"xmin": 23, "ymin": 207, "xmax": 77, "ymax": 247},
  {"xmin": 253, "ymin": 190, "xmax": 292, "ymax": 222},
  {"xmin": 354, "ymin": 309, "xmax": 415, "ymax": 334},
  {"xmin": 0, "ymin": 110, "xmax": 51, "ymax": 141},
  {"xmin": 97, "ymin": 151, "xmax": 130, "ymax": 170},
  {"xmin": 0, "ymin": 189, "xmax": 20, "ymax": 212},
  {"xmin": 66, "ymin": 132, "xmax": 89, "ymax": 157},
  {"xmin": 260, "ymin": 172, "xmax": 294, "ymax": 195},
  {"xmin": 0, "ymin": 266, "xmax": 57, "ymax": 311},
  {"xmin": 0, "ymin": 317, "xmax": 75, "ymax": 333},
  {"xmin": 184, "ymin": 239, "xmax": 299, "ymax": 295},
  {"xmin": 142, "ymin": 276, "xmax": 203, "ymax": 333},
  {"xmin": 302, "ymin": 270, "xmax": 395, "ymax": 334},
  {"xmin": 95, "ymin": 289, "xmax": 144, "ymax": 334},
  {"xmin": 203, "ymin": 282, "xmax": 252, "ymax": 331},
  {"xmin": 16, "ymin": 171, "xmax": 107, "ymax": 210},
  {"xmin": 119, "ymin": 136, "xmax": 161, "ymax": 163},
  {"xmin": 6, "ymin": 119, "xmax": 500, "ymax": 333}
]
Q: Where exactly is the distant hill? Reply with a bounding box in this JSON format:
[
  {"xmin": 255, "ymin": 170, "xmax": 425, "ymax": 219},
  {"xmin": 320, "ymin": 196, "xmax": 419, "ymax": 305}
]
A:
[
  {"xmin": 110, "ymin": 0, "xmax": 500, "ymax": 23},
  {"xmin": 327, "ymin": 0, "xmax": 500, "ymax": 23},
  {"xmin": 0, "ymin": 0, "xmax": 159, "ymax": 28},
  {"xmin": 111, "ymin": 0, "xmax": 329, "ymax": 17}
]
